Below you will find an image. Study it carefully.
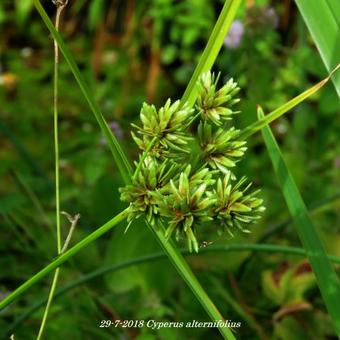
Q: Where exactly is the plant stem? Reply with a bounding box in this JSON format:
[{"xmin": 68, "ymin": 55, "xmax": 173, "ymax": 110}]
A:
[
  {"xmin": 54, "ymin": 4, "xmax": 63, "ymax": 256},
  {"xmin": 0, "ymin": 208, "xmax": 130, "ymax": 312},
  {"xmin": 32, "ymin": 0, "xmax": 133, "ymax": 184},
  {"xmin": 37, "ymin": 269, "xmax": 60, "ymax": 340},
  {"xmin": 132, "ymin": 136, "xmax": 158, "ymax": 180},
  {"xmin": 37, "ymin": 213, "xmax": 79, "ymax": 339},
  {"xmin": 37, "ymin": 5, "xmax": 65, "ymax": 339},
  {"xmin": 61, "ymin": 213, "xmax": 80, "ymax": 253}
]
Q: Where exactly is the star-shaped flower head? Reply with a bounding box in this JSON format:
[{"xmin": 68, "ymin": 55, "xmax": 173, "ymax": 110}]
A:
[
  {"xmin": 196, "ymin": 72, "xmax": 240, "ymax": 126},
  {"xmin": 157, "ymin": 166, "xmax": 216, "ymax": 253},
  {"xmin": 131, "ymin": 99, "xmax": 194, "ymax": 159},
  {"xmin": 119, "ymin": 157, "xmax": 178, "ymax": 225},
  {"xmin": 211, "ymin": 173, "xmax": 265, "ymax": 237},
  {"xmin": 198, "ymin": 122, "xmax": 247, "ymax": 174}
]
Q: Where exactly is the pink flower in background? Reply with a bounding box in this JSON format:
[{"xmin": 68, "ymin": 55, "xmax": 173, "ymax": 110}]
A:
[
  {"xmin": 108, "ymin": 121, "xmax": 124, "ymax": 140},
  {"xmin": 100, "ymin": 121, "xmax": 124, "ymax": 145},
  {"xmin": 264, "ymin": 7, "xmax": 279, "ymax": 28},
  {"xmin": 224, "ymin": 20, "xmax": 245, "ymax": 49}
]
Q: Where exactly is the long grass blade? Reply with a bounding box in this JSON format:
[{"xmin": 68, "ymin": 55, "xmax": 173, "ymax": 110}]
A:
[
  {"xmin": 258, "ymin": 107, "xmax": 340, "ymax": 336},
  {"xmin": 295, "ymin": 0, "xmax": 340, "ymax": 97},
  {"xmin": 0, "ymin": 208, "xmax": 130, "ymax": 311},
  {"xmin": 181, "ymin": 0, "xmax": 241, "ymax": 107},
  {"xmin": 238, "ymin": 65, "xmax": 339, "ymax": 140},
  {"xmin": 147, "ymin": 222, "xmax": 235, "ymax": 339},
  {"xmin": 32, "ymin": 0, "xmax": 132, "ymax": 184}
]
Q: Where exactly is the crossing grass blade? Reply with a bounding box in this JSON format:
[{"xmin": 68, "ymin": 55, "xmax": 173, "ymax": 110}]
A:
[
  {"xmin": 295, "ymin": 0, "xmax": 340, "ymax": 97},
  {"xmin": 258, "ymin": 107, "xmax": 340, "ymax": 337}
]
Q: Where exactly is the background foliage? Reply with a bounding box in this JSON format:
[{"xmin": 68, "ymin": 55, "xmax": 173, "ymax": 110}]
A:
[{"xmin": 0, "ymin": 0, "xmax": 339, "ymax": 339}]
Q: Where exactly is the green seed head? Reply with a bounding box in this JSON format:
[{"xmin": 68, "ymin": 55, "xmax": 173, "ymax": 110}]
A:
[
  {"xmin": 156, "ymin": 166, "xmax": 216, "ymax": 253},
  {"xmin": 198, "ymin": 121, "xmax": 247, "ymax": 174},
  {"xmin": 131, "ymin": 99, "xmax": 194, "ymax": 159},
  {"xmin": 120, "ymin": 71, "xmax": 265, "ymax": 252},
  {"xmin": 212, "ymin": 173, "xmax": 266, "ymax": 237},
  {"xmin": 196, "ymin": 72, "xmax": 240, "ymax": 126}
]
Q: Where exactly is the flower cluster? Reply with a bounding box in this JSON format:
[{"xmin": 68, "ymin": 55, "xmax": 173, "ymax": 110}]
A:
[
  {"xmin": 119, "ymin": 157, "xmax": 177, "ymax": 225},
  {"xmin": 212, "ymin": 173, "xmax": 265, "ymax": 237},
  {"xmin": 120, "ymin": 71, "xmax": 265, "ymax": 252},
  {"xmin": 156, "ymin": 166, "xmax": 216, "ymax": 253},
  {"xmin": 131, "ymin": 99, "xmax": 193, "ymax": 158},
  {"xmin": 196, "ymin": 72, "xmax": 240, "ymax": 125},
  {"xmin": 198, "ymin": 122, "xmax": 247, "ymax": 174}
]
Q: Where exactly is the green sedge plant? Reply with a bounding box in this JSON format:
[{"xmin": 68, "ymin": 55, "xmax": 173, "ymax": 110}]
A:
[{"xmin": 1, "ymin": 0, "xmax": 340, "ymax": 338}]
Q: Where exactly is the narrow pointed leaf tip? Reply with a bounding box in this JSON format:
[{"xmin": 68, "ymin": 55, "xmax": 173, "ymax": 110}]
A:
[{"xmin": 239, "ymin": 64, "xmax": 340, "ymax": 140}]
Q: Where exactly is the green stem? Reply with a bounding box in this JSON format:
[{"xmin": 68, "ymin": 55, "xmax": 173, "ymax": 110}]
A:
[
  {"xmin": 36, "ymin": 268, "xmax": 60, "ymax": 340},
  {"xmin": 37, "ymin": 6, "xmax": 65, "ymax": 339},
  {"xmin": 0, "ymin": 208, "xmax": 129, "ymax": 311},
  {"xmin": 4, "ymin": 243, "xmax": 340, "ymax": 337},
  {"xmin": 132, "ymin": 136, "xmax": 158, "ymax": 180},
  {"xmin": 54, "ymin": 6, "xmax": 62, "ymax": 255}
]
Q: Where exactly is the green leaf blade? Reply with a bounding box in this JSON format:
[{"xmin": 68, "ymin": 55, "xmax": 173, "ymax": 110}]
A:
[
  {"xmin": 295, "ymin": 0, "xmax": 340, "ymax": 97},
  {"xmin": 148, "ymin": 223, "xmax": 236, "ymax": 340},
  {"xmin": 239, "ymin": 74, "xmax": 333, "ymax": 140},
  {"xmin": 258, "ymin": 107, "xmax": 340, "ymax": 336},
  {"xmin": 181, "ymin": 0, "xmax": 242, "ymax": 107},
  {"xmin": 0, "ymin": 208, "xmax": 130, "ymax": 311}
]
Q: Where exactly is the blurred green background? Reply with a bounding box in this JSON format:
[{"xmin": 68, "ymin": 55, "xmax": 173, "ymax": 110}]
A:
[{"xmin": 0, "ymin": 0, "xmax": 339, "ymax": 339}]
